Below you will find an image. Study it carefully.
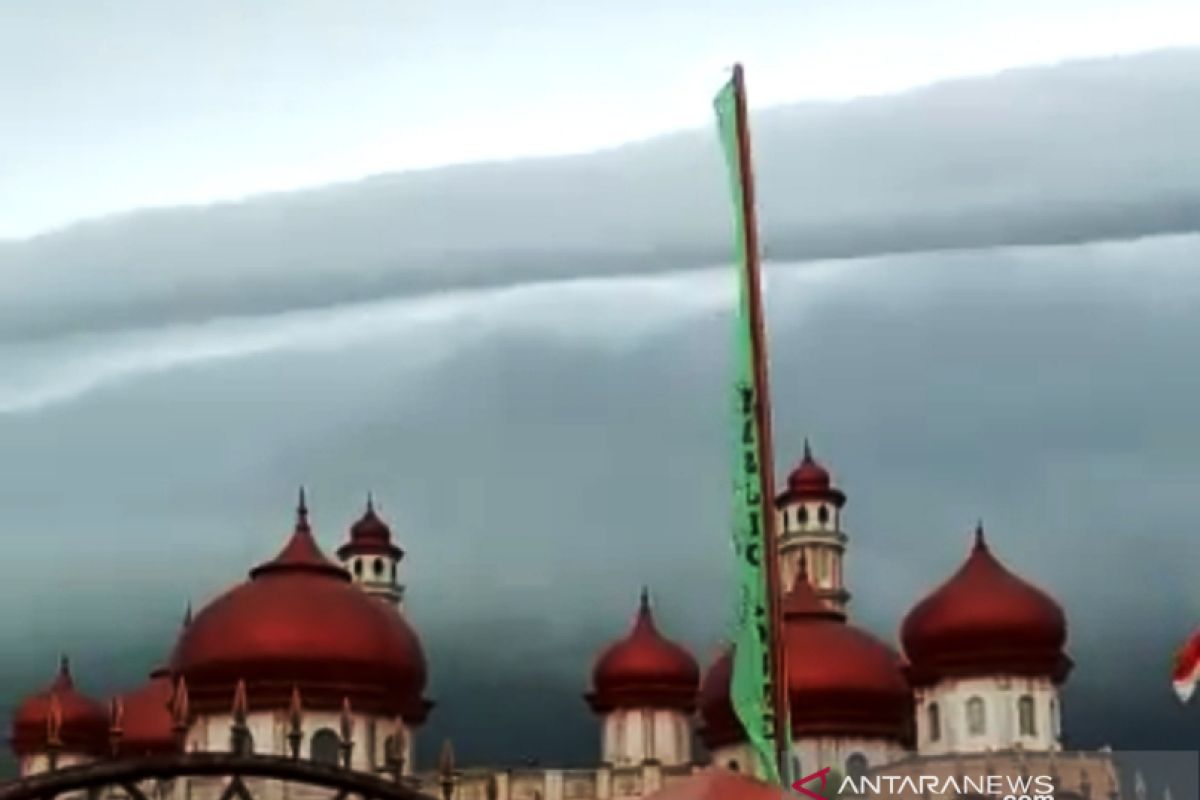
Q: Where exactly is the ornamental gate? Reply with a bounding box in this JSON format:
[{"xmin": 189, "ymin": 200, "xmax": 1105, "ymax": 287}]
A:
[{"xmin": 0, "ymin": 753, "xmax": 441, "ymax": 800}]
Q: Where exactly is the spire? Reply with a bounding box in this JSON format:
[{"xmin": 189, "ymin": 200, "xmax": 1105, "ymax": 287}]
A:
[
  {"xmin": 803, "ymin": 438, "xmax": 813, "ymax": 462},
  {"xmin": 973, "ymin": 520, "xmax": 987, "ymax": 551},
  {"xmin": 297, "ymin": 486, "xmax": 309, "ymax": 530},
  {"xmin": 51, "ymin": 654, "xmax": 73, "ymax": 691},
  {"xmin": 182, "ymin": 600, "xmax": 193, "ymax": 629},
  {"xmin": 366, "ymin": 491, "xmax": 375, "ymax": 514},
  {"xmin": 639, "ymin": 585, "xmax": 650, "ymax": 612}
]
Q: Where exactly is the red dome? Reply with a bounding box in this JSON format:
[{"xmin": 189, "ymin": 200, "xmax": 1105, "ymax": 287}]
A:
[
  {"xmin": 699, "ymin": 572, "xmax": 910, "ymax": 748},
  {"xmin": 11, "ymin": 657, "xmax": 108, "ymax": 758},
  {"xmin": 112, "ymin": 668, "xmax": 178, "ymax": 757},
  {"xmin": 337, "ymin": 496, "xmax": 403, "ymax": 560},
  {"xmin": 171, "ymin": 493, "xmax": 431, "ymax": 723},
  {"xmin": 587, "ymin": 590, "xmax": 699, "ymax": 713},
  {"xmin": 900, "ymin": 524, "xmax": 1071, "ymax": 686},
  {"xmin": 778, "ymin": 441, "xmax": 845, "ymax": 507}
]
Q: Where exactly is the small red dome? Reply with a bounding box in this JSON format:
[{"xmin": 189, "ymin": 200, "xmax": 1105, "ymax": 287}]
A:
[
  {"xmin": 171, "ymin": 493, "xmax": 431, "ymax": 722},
  {"xmin": 11, "ymin": 657, "xmax": 108, "ymax": 758},
  {"xmin": 779, "ymin": 441, "xmax": 845, "ymax": 507},
  {"xmin": 112, "ymin": 668, "xmax": 178, "ymax": 757},
  {"xmin": 587, "ymin": 590, "xmax": 699, "ymax": 713},
  {"xmin": 699, "ymin": 571, "xmax": 910, "ymax": 748},
  {"xmin": 900, "ymin": 524, "xmax": 1071, "ymax": 686},
  {"xmin": 337, "ymin": 495, "xmax": 403, "ymax": 560}
]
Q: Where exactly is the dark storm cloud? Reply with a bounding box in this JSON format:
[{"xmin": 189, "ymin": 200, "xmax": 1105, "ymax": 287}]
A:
[
  {"xmin": 2, "ymin": 49, "xmax": 1200, "ymax": 341},
  {"xmin": 2, "ymin": 235, "xmax": 1200, "ymax": 770}
]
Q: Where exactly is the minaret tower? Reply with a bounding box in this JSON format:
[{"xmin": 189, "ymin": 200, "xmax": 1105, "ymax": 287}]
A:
[
  {"xmin": 775, "ymin": 441, "xmax": 850, "ymax": 612},
  {"xmin": 337, "ymin": 494, "xmax": 405, "ymax": 607}
]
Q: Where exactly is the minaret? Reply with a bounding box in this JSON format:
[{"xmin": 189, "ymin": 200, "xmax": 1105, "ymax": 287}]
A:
[
  {"xmin": 337, "ymin": 494, "xmax": 406, "ymax": 607},
  {"xmin": 775, "ymin": 441, "xmax": 850, "ymax": 612}
]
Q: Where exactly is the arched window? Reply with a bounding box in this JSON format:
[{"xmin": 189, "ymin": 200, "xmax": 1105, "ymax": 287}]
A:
[
  {"xmin": 966, "ymin": 696, "xmax": 986, "ymax": 736},
  {"xmin": 353, "ymin": 559, "xmax": 363, "ymax": 577},
  {"xmin": 927, "ymin": 701, "xmax": 941, "ymax": 741},
  {"xmin": 373, "ymin": 558, "xmax": 384, "ymax": 577},
  {"xmin": 311, "ymin": 727, "xmax": 341, "ymax": 766},
  {"xmin": 391, "ymin": 562, "xmax": 397, "ymax": 582},
  {"xmin": 817, "ymin": 505, "xmax": 829, "ymax": 524},
  {"xmin": 1018, "ymin": 695, "xmax": 1037, "ymax": 736},
  {"xmin": 798, "ymin": 505, "xmax": 809, "ymax": 525},
  {"xmin": 845, "ymin": 753, "xmax": 868, "ymax": 780},
  {"xmin": 727, "ymin": 759, "xmax": 740, "ymax": 773}
]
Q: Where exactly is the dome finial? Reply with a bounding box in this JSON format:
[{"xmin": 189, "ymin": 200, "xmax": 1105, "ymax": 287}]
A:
[
  {"xmin": 366, "ymin": 491, "xmax": 375, "ymax": 514},
  {"xmin": 297, "ymin": 487, "xmax": 309, "ymax": 527},
  {"xmin": 639, "ymin": 585, "xmax": 651, "ymax": 611},
  {"xmin": 803, "ymin": 438, "xmax": 813, "ymax": 462},
  {"xmin": 974, "ymin": 519, "xmax": 986, "ymax": 550},
  {"xmin": 58, "ymin": 653, "xmax": 70, "ymax": 677}
]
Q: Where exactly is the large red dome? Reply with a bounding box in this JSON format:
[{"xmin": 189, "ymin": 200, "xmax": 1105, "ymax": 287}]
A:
[
  {"xmin": 699, "ymin": 572, "xmax": 910, "ymax": 748},
  {"xmin": 112, "ymin": 668, "xmax": 178, "ymax": 757},
  {"xmin": 170, "ymin": 495, "xmax": 431, "ymax": 722},
  {"xmin": 900, "ymin": 524, "xmax": 1070, "ymax": 686},
  {"xmin": 11, "ymin": 657, "xmax": 108, "ymax": 758},
  {"xmin": 587, "ymin": 590, "xmax": 699, "ymax": 713}
]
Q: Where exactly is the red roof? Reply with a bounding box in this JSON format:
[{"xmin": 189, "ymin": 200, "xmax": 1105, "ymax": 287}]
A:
[
  {"xmin": 642, "ymin": 771, "xmax": 784, "ymax": 800},
  {"xmin": 170, "ymin": 492, "xmax": 431, "ymax": 722},
  {"xmin": 11, "ymin": 657, "xmax": 108, "ymax": 758},
  {"xmin": 778, "ymin": 441, "xmax": 845, "ymax": 507},
  {"xmin": 699, "ymin": 569, "xmax": 910, "ymax": 748},
  {"xmin": 900, "ymin": 523, "xmax": 1071, "ymax": 685},
  {"xmin": 112, "ymin": 668, "xmax": 178, "ymax": 757},
  {"xmin": 586, "ymin": 590, "xmax": 699, "ymax": 713}
]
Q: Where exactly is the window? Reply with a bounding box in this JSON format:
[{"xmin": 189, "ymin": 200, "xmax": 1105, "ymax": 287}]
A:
[
  {"xmin": 845, "ymin": 753, "xmax": 868, "ymax": 780},
  {"xmin": 798, "ymin": 505, "xmax": 809, "ymax": 525},
  {"xmin": 927, "ymin": 702, "xmax": 941, "ymax": 742},
  {"xmin": 383, "ymin": 733, "xmax": 404, "ymax": 767},
  {"xmin": 353, "ymin": 559, "xmax": 363, "ymax": 577},
  {"xmin": 373, "ymin": 557, "xmax": 384, "ymax": 577},
  {"xmin": 817, "ymin": 504, "xmax": 829, "ymax": 524},
  {"xmin": 391, "ymin": 562, "xmax": 397, "ymax": 582},
  {"xmin": 311, "ymin": 728, "xmax": 341, "ymax": 766},
  {"xmin": 727, "ymin": 760, "xmax": 740, "ymax": 773},
  {"xmin": 1018, "ymin": 695, "xmax": 1037, "ymax": 736},
  {"xmin": 1050, "ymin": 699, "xmax": 1060, "ymax": 739},
  {"xmin": 966, "ymin": 697, "xmax": 986, "ymax": 736}
]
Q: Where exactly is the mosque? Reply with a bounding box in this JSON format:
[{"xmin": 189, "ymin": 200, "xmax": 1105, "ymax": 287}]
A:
[{"xmin": 7, "ymin": 446, "xmax": 1124, "ymax": 799}]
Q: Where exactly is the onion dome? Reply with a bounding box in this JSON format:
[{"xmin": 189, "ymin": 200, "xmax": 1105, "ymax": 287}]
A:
[
  {"xmin": 336, "ymin": 494, "xmax": 403, "ymax": 560},
  {"xmin": 699, "ymin": 567, "xmax": 910, "ymax": 748},
  {"xmin": 111, "ymin": 668, "xmax": 178, "ymax": 757},
  {"xmin": 777, "ymin": 440, "xmax": 845, "ymax": 507},
  {"xmin": 170, "ymin": 490, "xmax": 432, "ymax": 722},
  {"xmin": 901, "ymin": 523, "xmax": 1071, "ymax": 686},
  {"xmin": 11, "ymin": 656, "xmax": 108, "ymax": 758},
  {"xmin": 586, "ymin": 589, "xmax": 699, "ymax": 713}
]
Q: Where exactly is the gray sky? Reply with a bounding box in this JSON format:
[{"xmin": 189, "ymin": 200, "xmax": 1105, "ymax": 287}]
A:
[
  {"xmin": 4, "ymin": 0, "xmax": 1200, "ymax": 238},
  {"xmin": 2, "ymin": 1, "xmax": 1200, "ymax": 775}
]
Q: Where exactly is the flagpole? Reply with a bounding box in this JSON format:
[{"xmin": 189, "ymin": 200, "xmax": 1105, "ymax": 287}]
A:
[{"xmin": 730, "ymin": 62, "xmax": 792, "ymax": 783}]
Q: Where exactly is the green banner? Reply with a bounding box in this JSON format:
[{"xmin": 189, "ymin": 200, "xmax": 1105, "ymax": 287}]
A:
[{"xmin": 713, "ymin": 75, "xmax": 785, "ymax": 786}]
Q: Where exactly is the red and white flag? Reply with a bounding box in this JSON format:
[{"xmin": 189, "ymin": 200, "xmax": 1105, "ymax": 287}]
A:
[{"xmin": 1172, "ymin": 629, "xmax": 1200, "ymax": 703}]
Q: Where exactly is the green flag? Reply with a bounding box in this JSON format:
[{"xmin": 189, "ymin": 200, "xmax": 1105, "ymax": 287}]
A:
[{"xmin": 713, "ymin": 73, "xmax": 785, "ymax": 786}]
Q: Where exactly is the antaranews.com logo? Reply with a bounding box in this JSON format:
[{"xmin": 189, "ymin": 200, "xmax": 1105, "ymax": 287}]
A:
[{"xmin": 792, "ymin": 766, "xmax": 1056, "ymax": 800}]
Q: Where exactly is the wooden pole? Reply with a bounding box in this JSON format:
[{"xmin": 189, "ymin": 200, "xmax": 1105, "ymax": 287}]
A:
[{"xmin": 731, "ymin": 62, "xmax": 791, "ymax": 783}]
